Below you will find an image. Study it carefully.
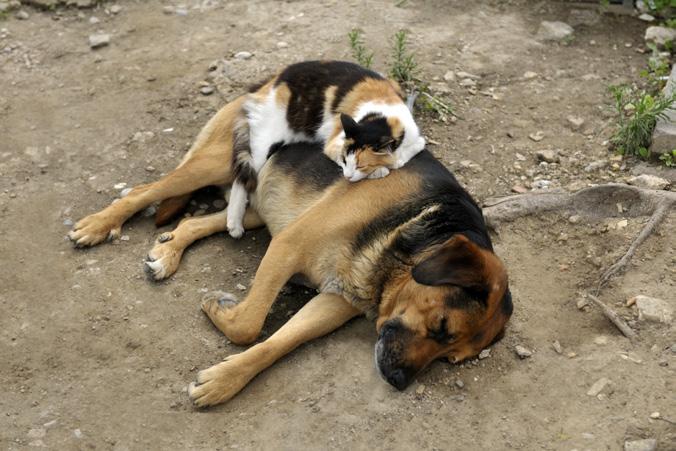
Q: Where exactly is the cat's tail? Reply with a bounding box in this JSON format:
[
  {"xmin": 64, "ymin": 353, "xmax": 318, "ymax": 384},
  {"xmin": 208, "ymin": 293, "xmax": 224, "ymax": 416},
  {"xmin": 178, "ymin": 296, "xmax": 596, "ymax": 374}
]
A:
[{"xmin": 231, "ymin": 108, "xmax": 257, "ymax": 192}]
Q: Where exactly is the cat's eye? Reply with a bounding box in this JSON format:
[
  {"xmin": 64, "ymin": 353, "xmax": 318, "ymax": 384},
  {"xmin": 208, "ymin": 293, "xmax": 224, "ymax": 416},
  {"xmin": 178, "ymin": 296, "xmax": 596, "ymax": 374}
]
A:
[{"xmin": 376, "ymin": 140, "xmax": 395, "ymax": 152}]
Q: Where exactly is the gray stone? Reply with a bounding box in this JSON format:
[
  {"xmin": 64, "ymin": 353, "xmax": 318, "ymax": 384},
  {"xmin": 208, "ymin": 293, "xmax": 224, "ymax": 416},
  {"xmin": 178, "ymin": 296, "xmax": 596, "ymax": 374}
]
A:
[
  {"xmin": 443, "ymin": 70, "xmax": 455, "ymax": 82},
  {"xmin": 627, "ymin": 174, "xmax": 669, "ymax": 190},
  {"xmin": 276, "ymin": 41, "xmax": 288, "ymax": 49},
  {"xmin": 15, "ymin": 10, "xmax": 29, "ymax": 19},
  {"xmin": 88, "ymin": 33, "xmax": 110, "ymax": 49},
  {"xmin": 584, "ymin": 160, "xmax": 607, "ymax": 172},
  {"xmin": 234, "ymin": 51, "xmax": 252, "ymax": 60},
  {"xmin": 586, "ymin": 377, "xmax": 611, "ymax": 396},
  {"xmin": 456, "ymin": 71, "xmax": 480, "ymax": 80},
  {"xmin": 567, "ymin": 9, "xmax": 600, "ymax": 27},
  {"xmin": 651, "ymin": 64, "xmax": 676, "ymax": 155},
  {"xmin": 638, "ymin": 13, "xmax": 655, "ymax": 22},
  {"xmin": 175, "ymin": 7, "xmax": 188, "ymax": 16},
  {"xmin": 89, "ymin": 16, "xmax": 99, "ymax": 24},
  {"xmin": 200, "ymin": 86, "xmax": 215, "ymax": 96},
  {"xmin": 0, "ymin": 3, "xmax": 10, "ymax": 13},
  {"xmin": 552, "ymin": 340, "xmax": 563, "ymax": 354},
  {"xmin": 478, "ymin": 349, "xmax": 490, "ymax": 360},
  {"xmin": 536, "ymin": 21, "xmax": 574, "ymax": 42},
  {"xmin": 455, "ymin": 379, "xmax": 464, "ymax": 388},
  {"xmin": 631, "ymin": 162, "xmax": 676, "ymax": 184},
  {"xmin": 633, "ymin": 295, "xmax": 673, "ymax": 324},
  {"xmin": 109, "ymin": 4, "xmax": 121, "ymax": 14},
  {"xmin": 624, "ymin": 439, "xmax": 657, "ymax": 451},
  {"xmin": 645, "ymin": 26, "xmax": 676, "ymax": 49},
  {"xmin": 458, "ymin": 78, "xmax": 476, "ymax": 87},
  {"xmin": 514, "ymin": 345, "xmax": 532, "ymax": 359},
  {"xmin": 567, "ymin": 115, "xmax": 585, "ymax": 131},
  {"xmin": 536, "ymin": 149, "xmax": 559, "ymax": 163}
]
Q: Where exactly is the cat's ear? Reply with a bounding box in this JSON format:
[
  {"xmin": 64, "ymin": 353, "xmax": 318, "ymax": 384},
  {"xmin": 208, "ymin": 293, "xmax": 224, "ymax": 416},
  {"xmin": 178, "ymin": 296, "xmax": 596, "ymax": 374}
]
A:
[{"xmin": 340, "ymin": 114, "xmax": 360, "ymax": 137}]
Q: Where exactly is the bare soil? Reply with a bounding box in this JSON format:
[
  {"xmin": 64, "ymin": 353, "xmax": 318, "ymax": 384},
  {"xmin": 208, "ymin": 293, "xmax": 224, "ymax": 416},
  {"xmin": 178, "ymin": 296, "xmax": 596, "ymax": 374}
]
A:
[{"xmin": 1, "ymin": 1, "xmax": 674, "ymax": 450}]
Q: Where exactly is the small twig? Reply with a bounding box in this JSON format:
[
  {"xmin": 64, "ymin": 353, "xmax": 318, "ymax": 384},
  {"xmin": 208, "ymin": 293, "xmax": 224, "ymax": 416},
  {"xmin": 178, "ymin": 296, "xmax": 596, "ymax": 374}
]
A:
[
  {"xmin": 586, "ymin": 294, "xmax": 637, "ymax": 341},
  {"xmin": 656, "ymin": 416, "xmax": 676, "ymax": 425},
  {"xmin": 596, "ymin": 199, "xmax": 673, "ymax": 293}
]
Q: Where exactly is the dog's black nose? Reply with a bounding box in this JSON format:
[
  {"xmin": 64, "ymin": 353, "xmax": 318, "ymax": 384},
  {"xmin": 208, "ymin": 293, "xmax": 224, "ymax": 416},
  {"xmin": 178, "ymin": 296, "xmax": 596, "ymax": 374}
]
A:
[{"xmin": 386, "ymin": 369, "xmax": 408, "ymax": 391}]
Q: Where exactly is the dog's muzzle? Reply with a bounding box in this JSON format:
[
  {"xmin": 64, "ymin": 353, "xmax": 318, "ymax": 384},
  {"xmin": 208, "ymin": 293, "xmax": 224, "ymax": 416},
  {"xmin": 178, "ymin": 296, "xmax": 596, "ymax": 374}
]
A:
[{"xmin": 374, "ymin": 321, "xmax": 416, "ymax": 391}]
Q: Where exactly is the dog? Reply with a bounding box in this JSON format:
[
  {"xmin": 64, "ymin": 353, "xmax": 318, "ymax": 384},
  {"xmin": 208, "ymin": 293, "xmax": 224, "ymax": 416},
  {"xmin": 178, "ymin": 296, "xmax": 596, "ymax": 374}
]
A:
[{"xmin": 68, "ymin": 95, "xmax": 513, "ymax": 407}]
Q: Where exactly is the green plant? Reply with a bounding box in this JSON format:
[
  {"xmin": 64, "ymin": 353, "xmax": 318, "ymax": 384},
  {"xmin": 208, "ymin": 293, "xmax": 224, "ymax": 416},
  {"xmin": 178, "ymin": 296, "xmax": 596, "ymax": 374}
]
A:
[
  {"xmin": 659, "ymin": 149, "xmax": 676, "ymax": 166},
  {"xmin": 639, "ymin": 55, "xmax": 670, "ymax": 94},
  {"xmin": 388, "ymin": 30, "xmax": 418, "ymax": 85},
  {"xmin": 347, "ymin": 29, "xmax": 374, "ymax": 69},
  {"xmin": 609, "ymin": 84, "xmax": 676, "ymax": 159}
]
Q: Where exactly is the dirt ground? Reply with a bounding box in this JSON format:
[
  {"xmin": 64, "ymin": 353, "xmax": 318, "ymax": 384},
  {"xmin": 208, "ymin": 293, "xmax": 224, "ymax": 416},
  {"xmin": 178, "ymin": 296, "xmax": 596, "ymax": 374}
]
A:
[{"xmin": 1, "ymin": 0, "xmax": 675, "ymax": 449}]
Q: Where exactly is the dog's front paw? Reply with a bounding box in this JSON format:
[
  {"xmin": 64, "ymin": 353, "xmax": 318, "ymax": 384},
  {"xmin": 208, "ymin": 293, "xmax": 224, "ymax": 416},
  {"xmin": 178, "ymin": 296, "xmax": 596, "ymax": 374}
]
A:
[
  {"xmin": 68, "ymin": 213, "xmax": 122, "ymax": 247},
  {"xmin": 144, "ymin": 232, "xmax": 183, "ymax": 281},
  {"xmin": 368, "ymin": 167, "xmax": 390, "ymax": 179},
  {"xmin": 188, "ymin": 354, "xmax": 254, "ymax": 407}
]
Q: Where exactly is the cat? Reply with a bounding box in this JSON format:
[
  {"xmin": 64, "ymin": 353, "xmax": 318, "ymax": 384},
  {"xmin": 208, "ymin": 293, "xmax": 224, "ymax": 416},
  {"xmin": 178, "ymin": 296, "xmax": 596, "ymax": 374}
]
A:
[{"xmin": 226, "ymin": 60, "xmax": 426, "ymax": 238}]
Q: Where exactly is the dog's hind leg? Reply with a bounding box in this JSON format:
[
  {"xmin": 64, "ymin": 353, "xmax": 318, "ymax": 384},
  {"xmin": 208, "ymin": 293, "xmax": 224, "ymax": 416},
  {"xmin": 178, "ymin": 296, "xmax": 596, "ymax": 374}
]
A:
[
  {"xmin": 189, "ymin": 292, "xmax": 361, "ymax": 407},
  {"xmin": 68, "ymin": 96, "xmax": 246, "ymax": 248},
  {"xmin": 144, "ymin": 208, "xmax": 264, "ymax": 281}
]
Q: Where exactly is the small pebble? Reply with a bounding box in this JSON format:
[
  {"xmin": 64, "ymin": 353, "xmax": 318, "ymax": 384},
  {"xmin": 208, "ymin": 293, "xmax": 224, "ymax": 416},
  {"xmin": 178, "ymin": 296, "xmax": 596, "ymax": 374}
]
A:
[
  {"xmin": 73, "ymin": 429, "xmax": 83, "ymax": 439},
  {"xmin": 88, "ymin": 33, "xmax": 111, "ymax": 49},
  {"xmin": 15, "ymin": 10, "xmax": 29, "ymax": 20},
  {"xmin": 586, "ymin": 377, "xmax": 611, "ymax": 396},
  {"xmin": 110, "ymin": 5, "xmax": 122, "ymax": 14},
  {"xmin": 63, "ymin": 219, "xmax": 74, "ymax": 227},
  {"xmin": 415, "ymin": 384, "xmax": 425, "ymax": 395},
  {"xmin": 276, "ymin": 41, "xmax": 288, "ymax": 49},
  {"xmin": 552, "ymin": 340, "xmax": 562, "ymax": 354},
  {"xmin": 649, "ymin": 411, "xmax": 660, "ymax": 419},
  {"xmin": 113, "ymin": 182, "xmax": 127, "ymax": 190},
  {"xmin": 478, "ymin": 349, "xmax": 490, "ymax": 360},
  {"xmin": 200, "ymin": 86, "xmax": 215, "ymax": 96},
  {"xmin": 234, "ymin": 51, "xmax": 253, "ymax": 60},
  {"xmin": 120, "ymin": 235, "xmax": 130, "ymax": 241},
  {"xmin": 236, "ymin": 283, "xmax": 246, "ymax": 291},
  {"xmin": 514, "ymin": 345, "xmax": 532, "ymax": 359},
  {"xmin": 455, "ymin": 379, "xmax": 464, "ymax": 388},
  {"xmin": 89, "ymin": 16, "xmax": 100, "ymax": 24}
]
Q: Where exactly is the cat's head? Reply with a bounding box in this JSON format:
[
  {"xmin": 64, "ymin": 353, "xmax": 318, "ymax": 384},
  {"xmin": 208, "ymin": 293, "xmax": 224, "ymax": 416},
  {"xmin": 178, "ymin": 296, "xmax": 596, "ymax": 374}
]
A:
[{"xmin": 338, "ymin": 113, "xmax": 401, "ymax": 182}]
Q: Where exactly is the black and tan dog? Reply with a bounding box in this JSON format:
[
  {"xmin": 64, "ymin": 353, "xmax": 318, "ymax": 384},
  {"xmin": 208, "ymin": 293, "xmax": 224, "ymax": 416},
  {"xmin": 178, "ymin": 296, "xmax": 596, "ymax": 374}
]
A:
[{"xmin": 68, "ymin": 96, "xmax": 512, "ymax": 407}]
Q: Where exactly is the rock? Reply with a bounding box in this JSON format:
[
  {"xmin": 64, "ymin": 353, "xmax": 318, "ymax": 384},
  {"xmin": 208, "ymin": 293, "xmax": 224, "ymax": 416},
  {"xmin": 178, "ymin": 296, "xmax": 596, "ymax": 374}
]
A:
[
  {"xmin": 200, "ymin": 86, "xmax": 215, "ymax": 96},
  {"xmin": 276, "ymin": 41, "xmax": 288, "ymax": 49},
  {"xmin": 514, "ymin": 345, "xmax": 532, "ymax": 359},
  {"xmin": 577, "ymin": 297, "xmax": 589, "ymax": 310},
  {"xmin": 113, "ymin": 182, "xmax": 127, "ymax": 190},
  {"xmin": 552, "ymin": 340, "xmax": 563, "ymax": 354},
  {"xmin": 624, "ymin": 439, "xmax": 657, "ymax": 451},
  {"xmin": 523, "ymin": 71, "xmax": 538, "ymax": 79},
  {"xmin": 645, "ymin": 26, "xmax": 676, "ymax": 49},
  {"xmin": 213, "ymin": 199, "xmax": 226, "ymax": 209},
  {"xmin": 627, "ymin": 174, "xmax": 669, "ymax": 190},
  {"xmin": 236, "ymin": 283, "xmax": 246, "ymax": 291},
  {"xmin": 73, "ymin": 429, "xmax": 83, "ymax": 439},
  {"xmin": 568, "ymin": 215, "xmax": 581, "ymax": 224},
  {"xmin": 109, "ymin": 4, "xmax": 121, "ymax": 14},
  {"xmin": 15, "ymin": 10, "xmax": 29, "ymax": 19},
  {"xmin": 415, "ymin": 384, "xmax": 425, "ymax": 395},
  {"xmin": 443, "ymin": 70, "xmax": 455, "ymax": 82},
  {"xmin": 511, "ymin": 185, "xmax": 528, "ymax": 194},
  {"xmin": 454, "ymin": 379, "xmax": 464, "ymax": 388},
  {"xmin": 162, "ymin": 5, "xmax": 174, "ymax": 14},
  {"xmin": 586, "ymin": 377, "xmax": 611, "ymax": 396},
  {"xmin": 616, "ymin": 219, "xmax": 628, "ymax": 229},
  {"xmin": 88, "ymin": 33, "xmax": 110, "ymax": 49},
  {"xmin": 531, "ymin": 180, "xmax": 552, "ymax": 190},
  {"xmin": 567, "ymin": 9, "xmax": 600, "ymax": 27},
  {"xmin": 528, "ymin": 131, "xmax": 544, "ymax": 142},
  {"xmin": 584, "ymin": 160, "xmax": 607, "ymax": 172},
  {"xmin": 175, "ymin": 7, "xmax": 188, "ymax": 16},
  {"xmin": 456, "ymin": 71, "xmax": 480, "ymax": 80},
  {"xmin": 89, "ymin": 16, "xmax": 99, "ymax": 24},
  {"xmin": 650, "ymin": 411, "xmax": 660, "ymax": 419},
  {"xmin": 651, "ymin": 65, "xmax": 676, "ymax": 155},
  {"xmin": 478, "ymin": 349, "xmax": 490, "ymax": 360},
  {"xmin": 536, "ymin": 21, "xmax": 574, "ymax": 42},
  {"xmin": 459, "ymin": 78, "xmax": 476, "ymax": 87},
  {"xmin": 120, "ymin": 235, "xmax": 130, "ymax": 241},
  {"xmin": 536, "ymin": 149, "xmax": 559, "ymax": 163},
  {"xmin": 63, "ymin": 218, "xmax": 74, "ymax": 227},
  {"xmin": 593, "ymin": 335, "xmax": 608, "ymax": 345},
  {"xmin": 234, "ymin": 51, "xmax": 253, "ymax": 60},
  {"xmin": 567, "ymin": 115, "xmax": 585, "ymax": 131},
  {"xmin": 638, "ymin": 13, "xmax": 655, "ymax": 22},
  {"xmin": 0, "ymin": 3, "xmax": 9, "ymax": 13},
  {"xmin": 632, "ymin": 295, "xmax": 673, "ymax": 324},
  {"xmin": 132, "ymin": 131, "xmax": 155, "ymax": 143},
  {"xmin": 120, "ymin": 188, "xmax": 132, "ymax": 197}
]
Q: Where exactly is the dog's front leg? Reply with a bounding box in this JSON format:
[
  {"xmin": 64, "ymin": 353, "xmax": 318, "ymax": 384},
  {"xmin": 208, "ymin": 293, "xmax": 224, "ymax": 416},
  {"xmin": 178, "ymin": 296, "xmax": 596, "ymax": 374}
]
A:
[
  {"xmin": 189, "ymin": 292, "xmax": 361, "ymax": 407},
  {"xmin": 201, "ymin": 232, "xmax": 302, "ymax": 345}
]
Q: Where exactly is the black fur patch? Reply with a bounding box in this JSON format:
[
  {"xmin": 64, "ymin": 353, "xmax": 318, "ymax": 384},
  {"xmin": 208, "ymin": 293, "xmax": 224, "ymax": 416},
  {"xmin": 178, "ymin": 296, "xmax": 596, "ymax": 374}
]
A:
[
  {"xmin": 352, "ymin": 151, "xmax": 493, "ymax": 303},
  {"xmin": 274, "ymin": 61, "xmax": 384, "ymax": 136},
  {"xmin": 231, "ymin": 117, "xmax": 257, "ymax": 192},
  {"xmin": 344, "ymin": 116, "xmax": 394, "ymax": 154},
  {"xmin": 268, "ymin": 141, "xmax": 342, "ymax": 189}
]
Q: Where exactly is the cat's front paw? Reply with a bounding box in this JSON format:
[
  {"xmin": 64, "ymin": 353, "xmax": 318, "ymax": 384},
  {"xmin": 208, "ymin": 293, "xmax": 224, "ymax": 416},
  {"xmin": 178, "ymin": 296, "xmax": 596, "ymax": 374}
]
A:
[{"xmin": 368, "ymin": 167, "xmax": 390, "ymax": 179}]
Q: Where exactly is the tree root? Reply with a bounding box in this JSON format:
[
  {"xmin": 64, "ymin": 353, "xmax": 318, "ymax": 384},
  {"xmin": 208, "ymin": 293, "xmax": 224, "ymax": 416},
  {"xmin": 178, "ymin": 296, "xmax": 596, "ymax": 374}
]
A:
[
  {"xmin": 482, "ymin": 183, "xmax": 675, "ymax": 340},
  {"xmin": 586, "ymin": 294, "xmax": 637, "ymax": 341}
]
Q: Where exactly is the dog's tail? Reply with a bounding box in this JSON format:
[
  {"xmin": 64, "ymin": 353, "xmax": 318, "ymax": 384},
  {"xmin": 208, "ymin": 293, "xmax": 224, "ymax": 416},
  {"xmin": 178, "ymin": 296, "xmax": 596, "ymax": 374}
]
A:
[{"xmin": 155, "ymin": 194, "xmax": 191, "ymax": 227}]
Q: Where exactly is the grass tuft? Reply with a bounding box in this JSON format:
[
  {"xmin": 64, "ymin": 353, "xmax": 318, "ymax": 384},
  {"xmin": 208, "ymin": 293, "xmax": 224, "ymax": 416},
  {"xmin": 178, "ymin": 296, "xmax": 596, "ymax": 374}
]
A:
[{"xmin": 348, "ymin": 29, "xmax": 374, "ymax": 69}]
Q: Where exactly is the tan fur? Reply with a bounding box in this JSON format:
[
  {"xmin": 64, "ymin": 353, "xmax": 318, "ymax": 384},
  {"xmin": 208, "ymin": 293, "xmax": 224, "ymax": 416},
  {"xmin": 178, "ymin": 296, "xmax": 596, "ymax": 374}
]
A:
[
  {"xmin": 354, "ymin": 146, "xmax": 396, "ymax": 175},
  {"xmin": 336, "ymin": 78, "xmax": 403, "ymax": 115},
  {"xmin": 274, "ymin": 82, "xmax": 291, "ymax": 108}
]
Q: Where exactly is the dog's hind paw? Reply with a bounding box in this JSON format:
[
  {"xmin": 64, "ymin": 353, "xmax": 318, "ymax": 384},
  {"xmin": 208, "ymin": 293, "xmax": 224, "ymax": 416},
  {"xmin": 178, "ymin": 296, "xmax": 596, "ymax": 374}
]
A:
[
  {"xmin": 201, "ymin": 291, "xmax": 239, "ymax": 309},
  {"xmin": 68, "ymin": 213, "xmax": 122, "ymax": 247},
  {"xmin": 144, "ymin": 233, "xmax": 183, "ymax": 280}
]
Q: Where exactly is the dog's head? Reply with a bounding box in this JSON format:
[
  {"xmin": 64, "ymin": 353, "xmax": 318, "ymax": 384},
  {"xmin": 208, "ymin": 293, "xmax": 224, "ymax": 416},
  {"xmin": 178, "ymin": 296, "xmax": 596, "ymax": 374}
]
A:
[{"xmin": 375, "ymin": 234, "xmax": 512, "ymax": 390}]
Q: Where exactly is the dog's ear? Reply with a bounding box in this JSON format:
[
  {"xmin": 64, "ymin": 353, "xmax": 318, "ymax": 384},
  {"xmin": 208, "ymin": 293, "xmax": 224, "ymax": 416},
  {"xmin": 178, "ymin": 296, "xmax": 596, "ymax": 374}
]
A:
[
  {"xmin": 412, "ymin": 234, "xmax": 502, "ymax": 290},
  {"xmin": 340, "ymin": 113, "xmax": 360, "ymax": 138}
]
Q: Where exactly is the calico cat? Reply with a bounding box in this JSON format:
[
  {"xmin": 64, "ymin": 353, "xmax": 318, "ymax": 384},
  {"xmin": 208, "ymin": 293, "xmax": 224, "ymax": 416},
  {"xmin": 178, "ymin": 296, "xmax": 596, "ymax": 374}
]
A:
[{"xmin": 226, "ymin": 60, "xmax": 426, "ymax": 238}]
